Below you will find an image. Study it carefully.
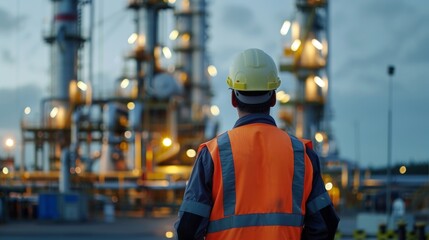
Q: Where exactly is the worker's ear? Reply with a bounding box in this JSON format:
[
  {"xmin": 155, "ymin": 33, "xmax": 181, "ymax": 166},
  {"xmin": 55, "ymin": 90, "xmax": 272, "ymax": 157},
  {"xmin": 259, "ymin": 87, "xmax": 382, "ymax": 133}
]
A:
[
  {"xmin": 231, "ymin": 91, "xmax": 238, "ymax": 108},
  {"xmin": 269, "ymin": 91, "xmax": 276, "ymax": 107}
]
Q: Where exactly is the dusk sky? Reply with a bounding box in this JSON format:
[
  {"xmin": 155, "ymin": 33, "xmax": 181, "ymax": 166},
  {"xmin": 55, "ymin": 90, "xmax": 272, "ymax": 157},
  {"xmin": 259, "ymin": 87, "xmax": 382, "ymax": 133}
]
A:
[{"xmin": 0, "ymin": 0, "xmax": 428, "ymax": 168}]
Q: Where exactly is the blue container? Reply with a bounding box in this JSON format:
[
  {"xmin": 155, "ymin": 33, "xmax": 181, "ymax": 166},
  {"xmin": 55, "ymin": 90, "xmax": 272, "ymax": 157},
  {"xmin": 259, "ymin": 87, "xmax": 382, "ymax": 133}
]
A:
[
  {"xmin": 64, "ymin": 194, "xmax": 78, "ymax": 203},
  {"xmin": 38, "ymin": 193, "xmax": 59, "ymax": 220}
]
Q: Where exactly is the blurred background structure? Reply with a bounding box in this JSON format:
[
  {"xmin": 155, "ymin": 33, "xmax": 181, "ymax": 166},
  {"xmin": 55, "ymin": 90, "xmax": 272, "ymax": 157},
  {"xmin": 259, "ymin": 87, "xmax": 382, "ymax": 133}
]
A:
[
  {"xmin": 0, "ymin": 0, "xmax": 428, "ymax": 238},
  {"xmin": 2, "ymin": 0, "xmax": 219, "ymax": 223}
]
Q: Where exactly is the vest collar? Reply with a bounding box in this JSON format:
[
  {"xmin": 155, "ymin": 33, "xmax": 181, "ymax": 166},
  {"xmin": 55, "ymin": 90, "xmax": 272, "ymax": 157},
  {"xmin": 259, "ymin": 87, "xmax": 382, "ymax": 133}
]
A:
[{"xmin": 233, "ymin": 113, "xmax": 277, "ymax": 128}]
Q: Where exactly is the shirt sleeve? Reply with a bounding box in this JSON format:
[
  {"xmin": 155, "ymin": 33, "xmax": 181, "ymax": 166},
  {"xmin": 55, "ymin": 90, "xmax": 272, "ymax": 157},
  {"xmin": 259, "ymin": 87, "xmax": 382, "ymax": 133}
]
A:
[
  {"xmin": 302, "ymin": 148, "xmax": 339, "ymax": 240},
  {"xmin": 305, "ymin": 148, "xmax": 333, "ymax": 214},
  {"xmin": 175, "ymin": 146, "xmax": 214, "ymax": 239}
]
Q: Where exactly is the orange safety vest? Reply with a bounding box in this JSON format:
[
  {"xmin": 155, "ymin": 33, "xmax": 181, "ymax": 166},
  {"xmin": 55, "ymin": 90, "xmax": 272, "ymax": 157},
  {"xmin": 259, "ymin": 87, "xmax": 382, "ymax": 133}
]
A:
[{"xmin": 199, "ymin": 123, "xmax": 314, "ymax": 240}]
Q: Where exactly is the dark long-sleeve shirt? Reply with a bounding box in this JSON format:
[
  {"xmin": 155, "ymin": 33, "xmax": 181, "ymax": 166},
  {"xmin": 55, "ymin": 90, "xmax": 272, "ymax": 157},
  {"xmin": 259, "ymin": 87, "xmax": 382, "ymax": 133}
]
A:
[{"xmin": 176, "ymin": 114, "xmax": 339, "ymax": 239}]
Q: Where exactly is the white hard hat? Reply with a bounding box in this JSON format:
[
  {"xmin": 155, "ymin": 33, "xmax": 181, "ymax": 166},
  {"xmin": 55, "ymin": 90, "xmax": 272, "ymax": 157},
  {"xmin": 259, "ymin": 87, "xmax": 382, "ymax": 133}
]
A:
[{"xmin": 227, "ymin": 48, "xmax": 281, "ymax": 92}]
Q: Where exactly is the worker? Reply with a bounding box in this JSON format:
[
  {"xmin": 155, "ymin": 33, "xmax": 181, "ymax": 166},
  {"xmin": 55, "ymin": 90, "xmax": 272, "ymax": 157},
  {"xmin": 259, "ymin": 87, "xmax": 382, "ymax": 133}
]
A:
[
  {"xmin": 392, "ymin": 196, "xmax": 405, "ymax": 217},
  {"xmin": 175, "ymin": 48, "xmax": 339, "ymax": 240}
]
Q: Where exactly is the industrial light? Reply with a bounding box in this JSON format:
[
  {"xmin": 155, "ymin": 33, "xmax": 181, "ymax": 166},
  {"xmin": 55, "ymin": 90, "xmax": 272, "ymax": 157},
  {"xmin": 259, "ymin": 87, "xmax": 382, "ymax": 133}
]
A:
[
  {"xmin": 315, "ymin": 132, "xmax": 324, "ymax": 143},
  {"xmin": 210, "ymin": 105, "xmax": 220, "ymax": 116},
  {"xmin": 169, "ymin": 30, "xmax": 179, "ymax": 40},
  {"xmin": 314, "ymin": 76, "xmax": 325, "ymax": 88},
  {"xmin": 311, "ymin": 39, "xmax": 323, "ymax": 51},
  {"xmin": 165, "ymin": 231, "xmax": 174, "ymax": 239},
  {"xmin": 325, "ymin": 182, "xmax": 333, "ymax": 191},
  {"xmin": 399, "ymin": 165, "xmax": 407, "ymax": 174},
  {"xmin": 2, "ymin": 167, "xmax": 9, "ymax": 175},
  {"xmin": 50, "ymin": 107, "xmax": 59, "ymax": 118},
  {"xmin": 128, "ymin": 33, "xmax": 138, "ymax": 44},
  {"xmin": 162, "ymin": 47, "xmax": 172, "ymax": 59},
  {"xmin": 132, "ymin": 169, "xmax": 140, "ymax": 175},
  {"xmin": 138, "ymin": 34, "xmax": 146, "ymax": 46},
  {"xmin": 124, "ymin": 131, "xmax": 132, "ymax": 139},
  {"xmin": 178, "ymin": 72, "xmax": 188, "ymax": 83},
  {"xmin": 181, "ymin": 33, "xmax": 190, "ymax": 42},
  {"xmin": 24, "ymin": 107, "xmax": 31, "ymax": 115},
  {"xmin": 120, "ymin": 78, "xmax": 130, "ymax": 88},
  {"xmin": 276, "ymin": 91, "xmax": 291, "ymax": 103},
  {"xmin": 127, "ymin": 102, "xmax": 135, "ymax": 110},
  {"xmin": 186, "ymin": 149, "xmax": 196, "ymax": 158},
  {"xmin": 207, "ymin": 65, "xmax": 217, "ymax": 77},
  {"xmin": 77, "ymin": 81, "xmax": 87, "ymax": 91},
  {"xmin": 168, "ymin": 0, "xmax": 176, "ymax": 4},
  {"xmin": 291, "ymin": 39, "xmax": 301, "ymax": 52},
  {"xmin": 162, "ymin": 137, "xmax": 172, "ymax": 147},
  {"xmin": 5, "ymin": 138, "xmax": 14, "ymax": 148},
  {"xmin": 280, "ymin": 20, "xmax": 291, "ymax": 36},
  {"xmin": 182, "ymin": 0, "xmax": 190, "ymax": 10}
]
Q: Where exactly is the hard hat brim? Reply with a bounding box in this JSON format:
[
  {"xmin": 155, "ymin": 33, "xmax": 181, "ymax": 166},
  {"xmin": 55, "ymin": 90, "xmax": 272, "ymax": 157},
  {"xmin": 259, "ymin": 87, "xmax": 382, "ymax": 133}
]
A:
[{"xmin": 234, "ymin": 90, "xmax": 273, "ymax": 105}]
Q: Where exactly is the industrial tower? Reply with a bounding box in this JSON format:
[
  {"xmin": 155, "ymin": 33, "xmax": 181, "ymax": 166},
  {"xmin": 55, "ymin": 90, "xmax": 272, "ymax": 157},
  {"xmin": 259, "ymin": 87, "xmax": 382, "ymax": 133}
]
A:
[{"xmin": 278, "ymin": 0, "xmax": 331, "ymax": 157}]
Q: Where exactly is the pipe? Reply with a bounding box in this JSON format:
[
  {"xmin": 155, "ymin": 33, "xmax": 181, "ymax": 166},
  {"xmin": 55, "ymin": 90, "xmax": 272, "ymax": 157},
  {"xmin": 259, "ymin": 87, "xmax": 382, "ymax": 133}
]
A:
[{"xmin": 59, "ymin": 148, "xmax": 70, "ymax": 193}]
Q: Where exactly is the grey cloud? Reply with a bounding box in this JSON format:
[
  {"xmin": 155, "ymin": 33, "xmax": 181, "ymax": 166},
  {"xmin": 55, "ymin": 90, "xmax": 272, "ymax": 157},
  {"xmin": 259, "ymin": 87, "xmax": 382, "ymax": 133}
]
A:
[
  {"xmin": 210, "ymin": 46, "xmax": 238, "ymax": 73},
  {"xmin": 330, "ymin": 1, "xmax": 429, "ymax": 90},
  {"xmin": 361, "ymin": 1, "xmax": 415, "ymax": 18},
  {"xmin": 220, "ymin": 4, "xmax": 262, "ymax": 35},
  {"xmin": 347, "ymin": 2, "xmax": 429, "ymax": 65},
  {"xmin": 263, "ymin": 41, "xmax": 281, "ymax": 56},
  {"xmin": 397, "ymin": 27, "xmax": 429, "ymax": 65},
  {"xmin": 1, "ymin": 49, "xmax": 14, "ymax": 63},
  {"xmin": 0, "ymin": 7, "xmax": 26, "ymax": 33},
  {"xmin": 0, "ymin": 84, "xmax": 43, "ymax": 131}
]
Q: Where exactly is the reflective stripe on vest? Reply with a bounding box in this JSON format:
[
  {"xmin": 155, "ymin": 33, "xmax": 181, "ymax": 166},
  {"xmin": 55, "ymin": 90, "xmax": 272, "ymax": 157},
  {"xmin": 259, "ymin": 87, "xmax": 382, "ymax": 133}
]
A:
[
  {"xmin": 217, "ymin": 133, "xmax": 236, "ymax": 216},
  {"xmin": 207, "ymin": 132, "xmax": 306, "ymax": 233},
  {"xmin": 208, "ymin": 212, "xmax": 304, "ymax": 233},
  {"xmin": 290, "ymin": 135, "xmax": 305, "ymax": 215}
]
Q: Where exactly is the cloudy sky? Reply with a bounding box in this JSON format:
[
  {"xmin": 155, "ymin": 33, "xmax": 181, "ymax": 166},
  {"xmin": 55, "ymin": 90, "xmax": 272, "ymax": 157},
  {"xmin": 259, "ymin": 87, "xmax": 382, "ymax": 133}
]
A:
[{"xmin": 0, "ymin": 0, "xmax": 428, "ymax": 168}]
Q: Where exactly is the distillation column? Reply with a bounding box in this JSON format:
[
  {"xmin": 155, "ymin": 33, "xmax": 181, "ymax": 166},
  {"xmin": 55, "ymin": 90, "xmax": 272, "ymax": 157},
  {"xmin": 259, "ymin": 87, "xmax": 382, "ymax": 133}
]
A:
[
  {"xmin": 43, "ymin": 0, "xmax": 84, "ymax": 191},
  {"xmin": 190, "ymin": 0, "xmax": 210, "ymax": 121},
  {"xmin": 49, "ymin": 0, "xmax": 81, "ymax": 101},
  {"xmin": 278, "ymin": 0, "xmax": 330, "ymax": 156},
  {"xmin": 173, "ymin": 0, "xmax": 211, "ymax": 122},
  {"xmin": 172, "ymin": 0, "xmax": 212, "ymax": 161}
]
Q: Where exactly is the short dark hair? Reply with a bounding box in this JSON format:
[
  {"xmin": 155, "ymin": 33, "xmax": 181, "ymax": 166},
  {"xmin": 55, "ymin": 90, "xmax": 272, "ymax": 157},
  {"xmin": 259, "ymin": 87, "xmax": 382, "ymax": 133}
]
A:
[{"xmin": 235, "ymin": 90, "xmax": 273, "ymax": 114}]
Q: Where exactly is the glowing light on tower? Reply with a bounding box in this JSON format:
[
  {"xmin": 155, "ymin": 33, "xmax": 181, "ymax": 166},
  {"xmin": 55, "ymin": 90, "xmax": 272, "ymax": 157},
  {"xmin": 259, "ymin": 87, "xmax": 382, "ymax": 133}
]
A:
[
  {"xmin": 24, "ymin": 107, "xmax": 31, "ymax": 115},
  {"xmin": 169, "ymin": 30, "xmax": 179, "ymax": 40},
  {"xmin": 128, "ymin": 33, "xmax": 138, "ymax": 44},
  {"xmin": 207, "ymin": 65, "xmax": 217, "ymax": 77},
  {"xmin": 280, "ymin": 20, "xmax": 291, "ymax": 36}
]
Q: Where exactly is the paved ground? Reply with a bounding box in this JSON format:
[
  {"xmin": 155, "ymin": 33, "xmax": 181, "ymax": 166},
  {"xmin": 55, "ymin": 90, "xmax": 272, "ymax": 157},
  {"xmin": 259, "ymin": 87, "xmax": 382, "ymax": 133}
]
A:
[
  {"xmin": 0, "ymin": 215, "xmax": 178, "ymax": 240},
  {"xmin": 0, "ymin": 214, "xmax": 359, "ymax": 240},
  {"xmin": 0, "ymin": 214, "xmax": 365, "ymax": 240}
]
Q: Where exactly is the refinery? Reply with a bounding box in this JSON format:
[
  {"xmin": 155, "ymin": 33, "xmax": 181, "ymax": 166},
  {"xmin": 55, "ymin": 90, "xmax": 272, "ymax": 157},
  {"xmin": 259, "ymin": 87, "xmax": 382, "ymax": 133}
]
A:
[{"xmin": 0, "ymin": 0, "xmax": 428, "ymax": 239}]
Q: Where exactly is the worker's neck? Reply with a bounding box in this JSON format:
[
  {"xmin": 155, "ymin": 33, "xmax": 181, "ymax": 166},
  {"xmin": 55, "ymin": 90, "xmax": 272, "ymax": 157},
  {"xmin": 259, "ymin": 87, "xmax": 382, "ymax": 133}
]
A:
[
  {"xmin": 238, "ymin": 111, "xmax": 250, "ymax": 118},
  {"xmin": 237, "ymin": 110, "xmax": 270, "ymax": 118}
]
